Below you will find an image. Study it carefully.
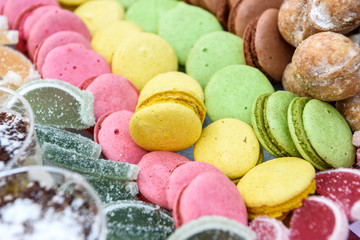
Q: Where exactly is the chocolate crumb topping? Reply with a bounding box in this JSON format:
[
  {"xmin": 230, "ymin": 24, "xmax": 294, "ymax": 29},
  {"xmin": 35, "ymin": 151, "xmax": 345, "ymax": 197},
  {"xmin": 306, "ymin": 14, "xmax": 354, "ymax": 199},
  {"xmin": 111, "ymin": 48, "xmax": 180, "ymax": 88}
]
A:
[{"xmin": 0, "ymin": 111, "xmax": 29, "ymax": 164}]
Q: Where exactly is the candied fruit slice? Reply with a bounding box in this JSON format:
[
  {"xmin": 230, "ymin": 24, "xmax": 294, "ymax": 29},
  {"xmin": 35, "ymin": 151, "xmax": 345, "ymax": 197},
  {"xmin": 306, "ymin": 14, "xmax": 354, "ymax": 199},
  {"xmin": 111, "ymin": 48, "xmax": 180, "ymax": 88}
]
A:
[
  {"xmin": 104, "ymin": 200, "xmax": 175, "ymax": 240},
  {"xmin": 84, "ymin": 175, "xmax": 138, "ymax": 203},
  {"xmin": 41, "ymin": 143, "xmax": 139, "ymax": 181},
  {"xmin": 14, "ymin": 79, "xmax": 95, "ymax": 129},
  {"xmin": 35, "ymin": 123, "xmax": 101, "ymax": 158}
]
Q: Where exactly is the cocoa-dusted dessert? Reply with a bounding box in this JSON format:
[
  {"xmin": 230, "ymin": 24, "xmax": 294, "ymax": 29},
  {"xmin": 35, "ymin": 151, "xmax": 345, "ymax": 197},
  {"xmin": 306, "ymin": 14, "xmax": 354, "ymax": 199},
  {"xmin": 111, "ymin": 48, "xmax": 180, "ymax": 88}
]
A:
[
  {"xmin": 0, "ymin": 166, "xmax": 104, "ymax": 240},
  {"xmin": 292, "ymin": 31, "xmax": 360, "ymax": 101},
  {"xmin": 278, "ymin": 0, "xmax": 360, "ymax": 47},
  {"xmin": 0, "ymin": 110, "xmax": 29, "ymax": 169}
]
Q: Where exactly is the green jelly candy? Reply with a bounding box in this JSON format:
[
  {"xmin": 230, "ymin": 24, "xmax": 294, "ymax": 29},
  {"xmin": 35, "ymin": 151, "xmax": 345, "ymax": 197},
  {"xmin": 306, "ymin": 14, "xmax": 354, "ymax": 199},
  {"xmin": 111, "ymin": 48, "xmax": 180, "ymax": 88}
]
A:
[
  {"xmin": 104, "ymin": 200, "xmax": 175, "ymax": 240},
  {"xmin": 84, "ymin": 175, "xmax": 138, "ymax": 203},
  {"xmin": 42, "ymin": 143, "xmax": 139, "ymax": 181},
  {"xmin": 15, "ymin": 79, "xmax": 95, "ymax": 130},
  {"xmin": 35, "ymin": 123, "xmax": 101, "ymax": 158}
]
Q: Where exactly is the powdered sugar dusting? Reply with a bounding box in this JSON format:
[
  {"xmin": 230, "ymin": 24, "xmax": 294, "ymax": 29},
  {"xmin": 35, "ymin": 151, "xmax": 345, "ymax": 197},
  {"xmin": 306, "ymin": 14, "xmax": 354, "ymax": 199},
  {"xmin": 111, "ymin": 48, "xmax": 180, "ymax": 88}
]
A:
[
  {"xmin": 0, "ymin": 198, "xmax": 86, "ymax": 240},
  {"xmin": 309, "ymin": 0, "xmax": 335, "ymax": 30}
]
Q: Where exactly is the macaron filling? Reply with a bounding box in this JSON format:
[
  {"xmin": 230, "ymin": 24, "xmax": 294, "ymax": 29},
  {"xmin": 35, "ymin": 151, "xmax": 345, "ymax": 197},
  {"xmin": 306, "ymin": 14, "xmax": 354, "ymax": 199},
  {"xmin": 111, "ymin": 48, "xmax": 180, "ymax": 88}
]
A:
[
  {"xmin": 247, "ymin": 179, "xmax": 316, "ymax": 220},
  {"xmin": 288, "ymin": 97, "xmax": 333, "ymax": 170},
  {"xmin": 136, "ymin": 90, "xmax": 206, "ymax": 123}
]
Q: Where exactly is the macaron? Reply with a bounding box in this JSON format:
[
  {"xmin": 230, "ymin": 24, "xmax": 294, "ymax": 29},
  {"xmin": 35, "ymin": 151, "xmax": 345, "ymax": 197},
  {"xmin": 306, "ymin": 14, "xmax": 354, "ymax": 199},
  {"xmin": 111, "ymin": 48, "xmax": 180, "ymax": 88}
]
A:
[
  {"xmin": 287, "ymin": 97, "xmax": 355, "ymax": 170},
  {"xmin": 3, "ymin": 0, "xmax": 59, "ymax": 29},
  {"xmin": 15, "ymin": 5, "xmax": 60, "ymax": 55},
  {"xmin": 129, "ymin": 71, "xmax": 206, "ymax": 152},
  {"xmin": 251, "ymin": 91, "xmax": 301, "ymax": 158},
  {"xmin": 158, "ymin": 2, "xmax": 223, "ymax": 65},
  {"xmin": 237, "ymin": 157, "xmax": 316, "ymax": 220},
  {"xmin": 204, "ymin": 64, "xmax": 274, "ymax": 125},
  {"xmin": 41, "ymin": 43, "xmax": 111, "ymax": 86},
  {"xmin": 93, "ymin": 110, "xmax": 148, "ymax": 165},
  {"xmin": 58, "ymin": 0, "xmax": 88, "ymax": 7},
  {"xmin": 111, "ymin": 32, "xmax": 178, "ymax": 91},
  {"xmin": 117, "ymin": 0, "xmax": 140, "ymax": 9},
  {"xmin": 125, "ymin": 0, "xmax": 178, "ymax": 34},
  {"xmin": 78, "ymin": 73, "xmax": 139, "ymax": 121},
  {"xmin": 165, "ymin": 161, "xmax": 223, "ymax": 210},
  {"xmin": 74, "ymin": 0, "xmax": 125, "ymax": 35},
  {"xmin": 91, "ymin": 20, "xmax": 143, "ymax": 63},
  {"xmin": 34, "ymin": 31, "xmax": 91, "ymax": 74},
  {"xmin": 227, "ymin": 0, "xmax": 283, "ymax": 37},
  {"xmin": 194, "ymin": 118, "xmax": 262, "ymax": 183},
  {"xmin": 26, "ymin": 8, "xmax": 91, "ymax": 60},
  {"xmin": 186, "ymin": 31, "xmax": 245, "ymax": 89},
  {"xmin": 137, "ymin": 151, "xmax": 190, "ymax": 209},
  {"xmin": 173, "ymin": 172, "xmax": 248, "ymax": 228},
  {"xmin": 243, "ymin": 8, "xmax": 294, "ymax": 83}
]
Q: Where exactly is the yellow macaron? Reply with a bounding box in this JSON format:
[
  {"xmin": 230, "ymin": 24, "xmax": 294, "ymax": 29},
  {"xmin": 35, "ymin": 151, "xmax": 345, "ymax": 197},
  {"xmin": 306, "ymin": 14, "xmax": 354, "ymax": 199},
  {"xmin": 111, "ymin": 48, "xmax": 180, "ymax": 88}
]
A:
[
  {"xmin": 194, "ymin": 118, "xmax": 262, "ymax": 183},
  {"xmin": 112, "ymin": 32, "xmax": 178, "ymax": 91},
  {"xmin": 129, "ymin": 71, "xmax": 206, "ymax": 151},
  {"xmin": 74, "ymin": 0, "xmax": 125, "ymax": 35},
  {"xmin": 237, "ymin": 157, "xmax": 316, "ymax": 220},
  {"xmin": 91, "ymin": 20, "xmax": 143, "ymax": 63}
]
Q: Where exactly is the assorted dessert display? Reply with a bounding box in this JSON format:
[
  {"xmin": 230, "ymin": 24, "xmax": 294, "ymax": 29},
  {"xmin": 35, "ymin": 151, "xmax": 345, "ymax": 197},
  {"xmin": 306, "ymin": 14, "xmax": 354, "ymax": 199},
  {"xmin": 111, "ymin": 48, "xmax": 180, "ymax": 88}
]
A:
[{"xmin": 0, "ymin": 0, "xmax": 359, "ymax": 239}]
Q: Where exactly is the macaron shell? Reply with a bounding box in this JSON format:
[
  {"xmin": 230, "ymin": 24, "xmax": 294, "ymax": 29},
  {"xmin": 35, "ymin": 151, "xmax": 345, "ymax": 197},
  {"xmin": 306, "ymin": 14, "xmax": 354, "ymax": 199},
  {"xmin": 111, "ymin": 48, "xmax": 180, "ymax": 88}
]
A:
[
  {"xmin": 27, "ymin": 8, "xmax": 91, "ymax": 60},
  {"xmin": 137, "ymin": 71, "xmax": 204, "ymax": 106},
  {"xmin": 194, "ymin": 118, "xmax": 260, "ymax": 181},
  {"xmin": 173, "ymin": 172, "xmax": 248, "ymax": 228},
  {"xmin": 94, "ymin": 110, "xmax": 148, "ymax": 164},
  {"xmin": 34, "ymin": 30, "xmax": 91, "ymax": 74},
  {"xmin": 237, "ymin": 157, "xmax": 315, "ymax": 209},
  {"xmin": 74, "ymin": 0, "xmax": 125, "ymax": 35},
  {"xmin": 41, "ymin": 43, "xmax": 111, "ymax": 86},
  {"xmin": 91, "ymin": 20, "xmax": 143, "ymax": 63},
  {"xmin": 111, "ymin": 32, "xmax": 178, "ymax": 91},
  {"xmin": 166, "ymin": 161, "xmax": 223, "ymax": 210},
  {"xmin": 158, "ymin": 2, "xmax": 223, "ymax": 65},
  {"xmin": 205, "ymin": 64, "xmax": 274, "ymax": 125},
  {"xmin": 129, "ymin": 102, "xmax": 203, "ymax": 152},
  {"xmin": 227, "ymin": 0, "xmax": 283, "ymax": 37},
  {"xmin": 82, "ymin": 73, "xmax": 139, "ymax": 120},
  {"xmin": 265, "ymin": 91, "xmax": 300, "ymax": 157},
  {"xmin": 186, "ymin": 31, "xmax": 245, "ymax": 89},
  {"xmin": 244, "ymin": 8, "xmax": 294, "ymax": 82},
  {"xmin": 137, "ymin": 151, "xmax": 190, "ymax": 209},
  {"xmin": 303, "ymin": 99, "xmax": 355, "ymax": 168},
  {"xmin": 287, "ymin": 97, "xmax": 333, "ymax": 170}
]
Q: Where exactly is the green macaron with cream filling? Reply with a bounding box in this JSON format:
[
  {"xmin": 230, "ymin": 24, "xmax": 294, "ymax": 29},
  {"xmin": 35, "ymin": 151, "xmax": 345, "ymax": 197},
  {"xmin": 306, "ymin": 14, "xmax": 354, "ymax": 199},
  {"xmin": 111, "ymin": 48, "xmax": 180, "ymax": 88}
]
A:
[
  {"xmin": 287, "ymin": 97, "xmax": 355, "ymax": 170},
  {"xmin": 251, "ymin": 91, "xmax": 301, "ymax": 158}
]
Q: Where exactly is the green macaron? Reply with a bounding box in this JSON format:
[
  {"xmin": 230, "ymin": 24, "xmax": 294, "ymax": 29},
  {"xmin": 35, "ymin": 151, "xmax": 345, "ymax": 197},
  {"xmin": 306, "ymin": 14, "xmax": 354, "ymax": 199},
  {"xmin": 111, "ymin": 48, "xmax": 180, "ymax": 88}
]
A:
[
  {"xmin": 125, "ymin": 0, "xmax": 179, "ymax": 34},
  {"xmin": 186, "ymin": 31, "xmax": 245, "ymax": 89},
  {"xmin": 251, "ymin": 91, "xmax": 301, "ymax": 158},
  {"xmin": 288, "ymin": 97, "xmax": 355, "ymax": 170},
  {"xmin": 205, "ymin": 64, "xmax": 274, "ymax": 125},
  {"xmin": 158, "ymin": 2, "xmax": 223, "ymax": 66}
]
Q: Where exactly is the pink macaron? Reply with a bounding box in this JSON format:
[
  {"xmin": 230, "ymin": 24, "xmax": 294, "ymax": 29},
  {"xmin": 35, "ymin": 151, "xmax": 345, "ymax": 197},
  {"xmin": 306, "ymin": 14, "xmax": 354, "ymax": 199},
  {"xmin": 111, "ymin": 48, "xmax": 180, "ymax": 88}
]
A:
[
  {"xmin": 34, "ymin": 31, "xmax": 91, "ymax": 74},
  {"xmin": 166, "ymin": 161, "xmax": 223, "ymax": 210},
  {"xmin": 26, "ymin": 8, "xmax": 91, "ymax": 60},
  {"xmin": 172, "ymin": 172, "xmax": 248, "ymax": 228},
  {"xmin": 0, "ymin": 0, "xmax": 7, "ymax": 15},
  {"xmin": 41, "ymin": 43, "xmax": 111, "ymax": 86},
  {"xmin": 3, "ymin": 0, "xmax": 59, "ymax": 29},
  {"xmin": 137, "ymin": 151, "xmax": 190, "ymax": 209},
  {"xmin": 94, "ymin": 110, "xmax": 148, "ymax": 165},
  {"xmin": 78, "ymin": 73, "xmax": 139, "ymax": 121},
  {"xmin": 15, "ymin": 5, "xmax": 60, "ymax": 54}
]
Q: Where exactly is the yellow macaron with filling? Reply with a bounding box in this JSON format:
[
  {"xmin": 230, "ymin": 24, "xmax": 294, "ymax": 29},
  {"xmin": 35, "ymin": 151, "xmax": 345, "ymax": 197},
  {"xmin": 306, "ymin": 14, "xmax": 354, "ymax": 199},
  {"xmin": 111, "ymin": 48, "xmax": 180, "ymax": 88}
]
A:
[
  {"xmin": 194, "ymin": 118, "xmax": 262, "ymax": 183},
  {"xmin": 129, "ymin": 71, "xmax": 205, "ymax": 151},
  {"xmin": 237, "ymin": 157, "xmax": 316, "ymax": 220}
]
